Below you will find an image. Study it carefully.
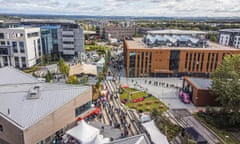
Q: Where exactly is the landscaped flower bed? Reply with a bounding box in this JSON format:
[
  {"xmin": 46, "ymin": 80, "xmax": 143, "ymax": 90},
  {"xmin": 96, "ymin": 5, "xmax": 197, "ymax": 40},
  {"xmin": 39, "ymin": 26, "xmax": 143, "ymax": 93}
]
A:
[{"xmin": 120, "ymin": 88, "xmax": 168, "ymax": 112}]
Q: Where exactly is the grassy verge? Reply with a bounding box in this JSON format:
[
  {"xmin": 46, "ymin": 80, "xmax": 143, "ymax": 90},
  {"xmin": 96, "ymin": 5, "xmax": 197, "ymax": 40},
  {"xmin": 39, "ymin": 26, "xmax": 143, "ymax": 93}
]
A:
[{"xmin": 194, "ymin": 114, "xmax": 240, "ymax": 144}]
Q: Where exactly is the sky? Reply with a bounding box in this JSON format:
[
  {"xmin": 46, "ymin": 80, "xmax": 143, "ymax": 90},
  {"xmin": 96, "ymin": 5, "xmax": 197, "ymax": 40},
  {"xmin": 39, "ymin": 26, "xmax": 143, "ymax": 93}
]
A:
[{"xmin": 0, "ymin": 0, "xmax": 240, "ymax": 17}]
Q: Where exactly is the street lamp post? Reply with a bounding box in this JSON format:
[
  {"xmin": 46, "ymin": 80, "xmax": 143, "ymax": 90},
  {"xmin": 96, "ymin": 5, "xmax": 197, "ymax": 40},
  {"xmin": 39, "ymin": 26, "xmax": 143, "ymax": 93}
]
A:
[{"xmin": 224, "ymin": 135, "xmax": 229, "ymax": 144}]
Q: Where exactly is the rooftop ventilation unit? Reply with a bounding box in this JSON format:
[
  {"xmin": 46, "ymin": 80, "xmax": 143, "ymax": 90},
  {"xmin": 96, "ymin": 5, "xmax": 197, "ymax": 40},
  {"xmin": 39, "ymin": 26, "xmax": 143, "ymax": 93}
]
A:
[{"xmin": 27, "ymin": 85, "xmax": 40, "ymax": 99}]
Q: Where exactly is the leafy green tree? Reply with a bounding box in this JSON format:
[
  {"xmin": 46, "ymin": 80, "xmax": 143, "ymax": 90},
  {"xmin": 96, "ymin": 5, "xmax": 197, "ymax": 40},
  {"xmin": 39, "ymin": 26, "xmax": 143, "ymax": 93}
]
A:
[
  {"xmin": 45, "ymin": 71, "xmax": 53, "ymax": 83},
  {"xmin": 81, "ymin": 74, "xmax": 88, "ymax": 84},
  {"xmin": 210, "ymin": 54, "xmax": 240, "ymax": 124},
  {"xmin": 58, "ymin": 58, "xmax": 69, "ymax": 75},
  {"xmin": 66, "ymin": 75, "xmax": 80, "ymax": 84},
  {"xmin": 207, "ymin": 33, "xmax": 217, "ymax": 42}
]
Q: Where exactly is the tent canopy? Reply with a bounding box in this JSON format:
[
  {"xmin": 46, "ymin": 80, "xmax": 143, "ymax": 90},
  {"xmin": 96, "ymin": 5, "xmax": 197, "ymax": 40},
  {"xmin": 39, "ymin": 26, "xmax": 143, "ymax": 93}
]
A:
[
  {"xmin": 121, "ymin": 83, "xmax": 129, "ymax": 89},
  {"xmin": 66, "ymin": 120, "xmax": 100, "ymax": 144},
  {"xmin": 142, "ymin": 120, "xmax": 169, "ymax": 144}
]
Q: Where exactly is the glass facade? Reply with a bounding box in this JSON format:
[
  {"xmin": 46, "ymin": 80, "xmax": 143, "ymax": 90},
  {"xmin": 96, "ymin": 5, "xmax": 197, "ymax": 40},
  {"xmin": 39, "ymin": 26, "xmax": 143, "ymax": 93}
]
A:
[
  {"xmin": 169, "ymin": 50, "xmax": 180, "ymax": 71},
  {"xmin": 41, "ymin": 26, "xmax": 59, "ymax": 55}
]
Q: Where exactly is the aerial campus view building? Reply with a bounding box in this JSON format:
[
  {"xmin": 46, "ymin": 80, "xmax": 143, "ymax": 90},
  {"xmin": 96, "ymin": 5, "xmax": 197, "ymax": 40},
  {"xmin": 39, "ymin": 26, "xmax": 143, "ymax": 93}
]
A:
[
  {"xmin": 0, "ymin": 27, "xmax": 42, "ymax": 68},
  {"xmin": 0, "ymin": 67, "xmax": 92, "ymax": 144},
  {"xmin": 124, "ymin": 29, "xmax": 240, "ymax": 77},
  {"xmin": 218, "ymin": 28, "xmax": 240, "ymax": 48},
  {"xmin": 21, "ymin": 19, "xmax": 84, "ymax": 58}
]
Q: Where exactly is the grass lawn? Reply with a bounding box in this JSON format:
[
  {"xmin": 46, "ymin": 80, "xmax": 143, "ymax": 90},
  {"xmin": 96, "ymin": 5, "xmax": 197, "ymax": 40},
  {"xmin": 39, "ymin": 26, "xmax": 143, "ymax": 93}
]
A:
[
  {"xmin": 120, "ymin": 88, "xmax": 168, "ymax": 112},
  {"xmin": 194, "ymin": 114, "xmax": 240, "ymax": 144}
]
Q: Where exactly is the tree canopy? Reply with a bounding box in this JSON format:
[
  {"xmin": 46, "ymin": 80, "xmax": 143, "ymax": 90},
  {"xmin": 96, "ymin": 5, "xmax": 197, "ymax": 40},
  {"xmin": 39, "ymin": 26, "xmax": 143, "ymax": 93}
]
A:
[
  {"xmin": 66, "ymin": 75, "xmax": 80, "ymax": 84},
  {"xmin": 58, "ymin": 58, "xmax": 69, "ymax": 75},
  {"xmin": 210, "ymin": 54, "xmax": 240, "ymax": 124}
]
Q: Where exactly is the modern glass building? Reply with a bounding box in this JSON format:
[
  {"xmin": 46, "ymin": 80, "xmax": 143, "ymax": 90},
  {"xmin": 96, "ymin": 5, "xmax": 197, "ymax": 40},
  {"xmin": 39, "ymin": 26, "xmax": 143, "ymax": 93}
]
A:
[{"xmin": 40, "ymin": 25, "xmax": 60, "ymax": 55}]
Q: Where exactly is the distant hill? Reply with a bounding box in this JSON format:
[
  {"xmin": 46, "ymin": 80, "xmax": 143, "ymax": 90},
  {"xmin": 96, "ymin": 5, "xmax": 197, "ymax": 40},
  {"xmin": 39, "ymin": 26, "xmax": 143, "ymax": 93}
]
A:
[{"xmin": 0, "ymin": 13, "xmax": 240, "ymax": 22}]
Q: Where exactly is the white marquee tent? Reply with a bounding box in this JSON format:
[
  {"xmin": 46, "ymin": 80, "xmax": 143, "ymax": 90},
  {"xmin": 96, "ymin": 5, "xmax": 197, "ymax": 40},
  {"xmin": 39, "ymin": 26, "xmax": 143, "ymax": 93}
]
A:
[
  {"xmin": 142, "ymin": 120, "xmax": 169, "ymax": 144},
  {"xmin": 66, "ymin": 120, "xmax": 101, "ymax": 144}
]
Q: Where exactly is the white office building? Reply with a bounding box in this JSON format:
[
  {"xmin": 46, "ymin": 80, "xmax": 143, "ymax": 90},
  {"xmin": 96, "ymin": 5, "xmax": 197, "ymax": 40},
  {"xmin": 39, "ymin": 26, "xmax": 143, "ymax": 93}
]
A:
[
  {"xmin": 0, "ymin": 27, "xmax": 42, "ymax": 68},
  {"xmin": 218, "ymin": 29, "xmax": 240, "ymax": 48}
]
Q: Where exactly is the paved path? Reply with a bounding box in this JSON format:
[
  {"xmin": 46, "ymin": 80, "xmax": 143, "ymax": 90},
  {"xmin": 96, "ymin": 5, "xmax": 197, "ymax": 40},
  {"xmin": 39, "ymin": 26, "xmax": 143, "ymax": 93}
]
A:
[{"xmin": 169, "ymin": 109, "xmax": 221, "ymax": 144}]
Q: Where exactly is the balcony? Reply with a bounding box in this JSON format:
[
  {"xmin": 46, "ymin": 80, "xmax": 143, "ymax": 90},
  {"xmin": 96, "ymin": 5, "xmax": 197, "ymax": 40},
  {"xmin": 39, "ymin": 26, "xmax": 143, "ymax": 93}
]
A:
[
  {"xmin": 62, "ymin": 31, "xmax": 74, "ymax": 35},
  {"xmin": 63, "ymin": 50, "xmax": 75, "ymax": 55},
  {"xmin": 63, "ymin": 44, "xmax": 74, "ymax": 49},
  {"xmin": 62, "ymin": 37, "xmax": 74, "ymax": 42}
]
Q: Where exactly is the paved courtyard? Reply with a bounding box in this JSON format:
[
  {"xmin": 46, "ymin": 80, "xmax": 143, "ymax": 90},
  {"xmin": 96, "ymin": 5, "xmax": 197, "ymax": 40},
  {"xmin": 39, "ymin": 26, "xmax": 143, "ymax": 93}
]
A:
[{"xmin": 120, "ymin": 77, "xmax": 196, "ymax": 109}]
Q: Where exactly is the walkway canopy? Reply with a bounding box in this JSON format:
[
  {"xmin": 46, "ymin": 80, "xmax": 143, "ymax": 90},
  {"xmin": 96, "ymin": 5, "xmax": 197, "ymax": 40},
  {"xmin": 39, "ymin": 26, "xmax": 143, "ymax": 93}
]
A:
[
  {"xmin": 66, "ymin": 120, "xmax": 100, "ymax": 144},
  {"xmin": 142, "ymin": 120, "xmax": 169, "ymax": 144}
]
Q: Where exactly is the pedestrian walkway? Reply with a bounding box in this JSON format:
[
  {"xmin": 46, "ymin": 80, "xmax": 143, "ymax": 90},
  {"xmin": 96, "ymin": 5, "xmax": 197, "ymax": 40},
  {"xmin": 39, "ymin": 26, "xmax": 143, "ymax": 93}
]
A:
[
  {"xmin": 169, "ymin": 109, "xmax": 221, "ymax": 144},
  {"xmin": 120, "ymin": 77, "xmax": 196, "ymax": 109}
]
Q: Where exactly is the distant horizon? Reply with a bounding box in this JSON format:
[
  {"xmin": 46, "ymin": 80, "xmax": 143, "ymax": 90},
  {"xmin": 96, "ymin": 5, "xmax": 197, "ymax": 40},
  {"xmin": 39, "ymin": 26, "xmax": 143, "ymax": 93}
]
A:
[
  {"xmin": 1, "ymin": 13, "xmax": 240, "ymax": 19},
  {"xmin": 1, "ymin": 0, "xmax": 240, "ymax": 17}
]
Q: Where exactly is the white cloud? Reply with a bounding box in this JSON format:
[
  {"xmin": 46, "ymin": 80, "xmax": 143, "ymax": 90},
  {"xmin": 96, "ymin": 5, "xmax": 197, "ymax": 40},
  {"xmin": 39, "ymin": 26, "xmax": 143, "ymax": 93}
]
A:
[{"xmin": 0, "ymin": 0, "xmax": 239, "ymax": 17}]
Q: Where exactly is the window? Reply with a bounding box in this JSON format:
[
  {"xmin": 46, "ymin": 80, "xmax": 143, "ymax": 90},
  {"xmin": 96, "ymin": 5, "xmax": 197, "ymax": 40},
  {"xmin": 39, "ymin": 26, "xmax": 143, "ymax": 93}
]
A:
[
  {"xmin": 19, "ymin": 42, "xmax": 25, "ymax": 53},
  {"xmin": 27, "ymin": 32, "xmax": 39, "ymax": 38},
  {"xmin": 12, "ymin": 41, "xmax": 18, "ymax": 53},
  {"xmin": 0, "ymin": 124, "xmax": 3, "ymax": 132},
  {"xmin": 21, "ymin": 57, "xmax": 26, "ymax": 68},
  {"xmin": 0, "ymin": 41, "xmax": 5, "ymax": 45},
  {"xmin": 3, "ymin": 56, "xmax": 8, "ymax": 66},
  {"xmin": 169, "ymin": 50, "xmax": 180, "ymax": 71},
  {"xmin": 15, "ymin": 57, "xmax": 19, "ymax": 67},
  {"xmin": 63, "ymin": 41, "xmax": 74, "ymax": 44},
  {"xmin": 37, "ymin": 141, "xmax": 43, "ymax": 144},
  {"xmin": 0, "ymin": 33, "xmax": 4, "ymax": 39},
  {"xmin": 75, "ymin": 101, "xmax": 91, "ymax": 117},
  {"xmin": 0, "ymin": 48, "xmax": 8, "ymax": 55},
  {"xmin": 45, "ymin": 136, "xmax": 51, "ymax": 143}
]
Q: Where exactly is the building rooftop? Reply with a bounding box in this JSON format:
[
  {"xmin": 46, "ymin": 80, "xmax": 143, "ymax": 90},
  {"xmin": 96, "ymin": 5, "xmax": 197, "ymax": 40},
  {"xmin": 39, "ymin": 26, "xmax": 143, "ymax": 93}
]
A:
[
  {"xmin": 108, "ymin": 134, "xmax": 151, "ymax": 144},
  {"xmin": 69, "ymin": 63, "xmax": 97, "ymax": 76},
  {"xmin": 0, "ymin": 67, "xmax": 39, "ymax": 86},
  {"xmin": 5, "ymin": 27, "xmax": 40, "ymax": 30},
  {"xmin": 21, "ymin": 18, "xmax": 76, "ymax": 24},
  {"xmin": 219, "ymin": 29, "xmax": 240, "ymax": 33},
  {"xmin": 0, "ymin": 67, "xmax": 90, "ymax": 130},
  {"xmin": 147, "ymin": 29, "xmax": 206, "ymax": 35},
  {"xmin": 186, "ymin": 77, "xmax": 212, "ymax": 90},
  {"xmin": 41, "ymin": 25, "xmax": 60, "ymax": 29},
  {"xmin": 125, "ymin": 37, "xmax": 239, "ymax": 50}
]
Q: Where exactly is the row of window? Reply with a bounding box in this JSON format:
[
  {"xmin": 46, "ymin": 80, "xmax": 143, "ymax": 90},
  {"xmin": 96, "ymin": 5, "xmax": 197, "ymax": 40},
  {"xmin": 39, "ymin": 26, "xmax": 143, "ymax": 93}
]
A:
[
  {"xmin": 129, "ymin": 51, "xmax": 152, "ymax": 77},
  {"xmin": 1, "ymin": 56, "xmax": 26, "ymax": 68},
  {"xmin": 184, "ymin": 52, "xmax": 222, "ymax": 72},
  {"xmin": 75, "ymin": 101, "xmax": 92, "ymax": 117},
  {"xmin": 0, "ymin": 32, "xmax": 24, "ymax": 39},
  {"xmin": 14, "ymin": 57, "xmax": 27, "ymax": 68},
  {"xmin": 0, "ymin": 41, "xmax": 25, "ymax": 53}
]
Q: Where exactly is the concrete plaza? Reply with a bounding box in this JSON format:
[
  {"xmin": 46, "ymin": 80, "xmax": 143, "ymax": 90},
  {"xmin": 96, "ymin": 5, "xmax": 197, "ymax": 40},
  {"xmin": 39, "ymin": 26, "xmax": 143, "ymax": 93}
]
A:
[{"xmin": 120, "ymin": 77, "xmax": 196, "ymax": 109}]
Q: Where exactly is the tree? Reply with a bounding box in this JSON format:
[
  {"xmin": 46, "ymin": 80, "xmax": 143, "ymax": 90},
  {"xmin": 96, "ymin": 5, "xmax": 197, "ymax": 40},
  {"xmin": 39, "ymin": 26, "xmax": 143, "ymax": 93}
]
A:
[
  {"xmin": 207, "ymin": 33, "xmax": 217, "ymax": 42},
  {"xmin": 58, "ymin": 58, "xmax": 69, "ymax": 75},
  {"xmin": 210, "ymin": 54, "xmax": 240, "ymax": 124},
  {"xmin": 45, "ymin": 71, "xmax": 53, "ymax": 83},
  {"xmin": 81, "ymin": 74, "xmax": 88, "ymax": 84},
  {"xmin": 66, "ymin": 75, "xmax": 80, "ymax": 84}
]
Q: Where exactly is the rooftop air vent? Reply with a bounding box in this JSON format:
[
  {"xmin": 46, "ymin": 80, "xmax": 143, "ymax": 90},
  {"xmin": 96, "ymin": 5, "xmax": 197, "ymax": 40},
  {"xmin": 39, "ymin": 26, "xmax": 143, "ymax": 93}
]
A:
[{"xmin": 27, "ymin": 85, "xmax": 40, "ymax": 99}]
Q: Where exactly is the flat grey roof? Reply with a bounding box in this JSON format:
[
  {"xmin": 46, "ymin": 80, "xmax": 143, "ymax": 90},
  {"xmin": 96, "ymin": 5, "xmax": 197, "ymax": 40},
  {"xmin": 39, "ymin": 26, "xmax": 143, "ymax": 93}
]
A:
[
  {"xmin": 21, "ymin": 18, "xmax": 76, "ymax": 24},
  {"xmin": 108, "ymin": 134, "xmax": 151, "ymax": 144},
  {"xmin": 126, "ymin": 38, "xmax": 239, "ymax": 50},
  {"xmin": 219, "ymin": 29, "xmax": 240, "ymax": 33},
  {"xmin": 147, "ymin": 29, "xmax": 206, "ymax": 35},
  {"xmin": 0, "ymin": 67, "xmax": 40, "ymax": 85},
  {"xmin": 0, "ymin": 67, "xmax": 90, "ymax": 130},
  {"xmin": 187, "ymin": 77, "xmax": 212, "ymax": 89}
]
